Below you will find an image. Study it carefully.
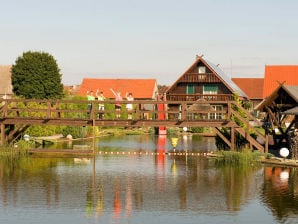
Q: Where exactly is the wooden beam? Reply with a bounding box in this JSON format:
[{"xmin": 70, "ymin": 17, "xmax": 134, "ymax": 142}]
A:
[
  {"xmin": 231, "ymin": 127, "xmax": 235, "ymax": 151},
  {"xmin": 265, "ymin": 106, "xmax": 279, "ymax": 126},
  {"xmin": 213, "ymin": 127, "xmax": 231, "ymax": 147},
  {"xmin": 1, "ymin": 124, "xmax": 5, "ymax": 145}
]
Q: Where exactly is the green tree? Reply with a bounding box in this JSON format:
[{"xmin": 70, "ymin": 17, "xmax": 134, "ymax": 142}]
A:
[{"xmin": 11, "ymin": 51, "xmax": 64, "ymax": 99}]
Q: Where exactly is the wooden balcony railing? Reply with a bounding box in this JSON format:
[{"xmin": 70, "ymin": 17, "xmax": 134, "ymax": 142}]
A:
[
  {"xmin": 166, "ymin": 94, "xmax": 234, "ymax": 101},
  {"xmin": 180, "ymin": 73, "xmax": 220, "ymax": 82}
]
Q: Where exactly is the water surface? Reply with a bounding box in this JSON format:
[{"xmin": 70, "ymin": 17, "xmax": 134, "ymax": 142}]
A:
[{"xmin": 0, "ymin": 135, "xmax": 297, "ymax": 224}]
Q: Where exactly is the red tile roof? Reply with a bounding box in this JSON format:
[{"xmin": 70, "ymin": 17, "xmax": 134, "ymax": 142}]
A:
[
  {"xmin": 78, "ymin": 78, "xmax": 158, "ymax": 99},
  {"xmin": 232, "ymin": 78, "xmax": 264, "ymax": 100},
  {"xmin": 263, "ymin": 65, "xmax": 298, "ymax": 98}
]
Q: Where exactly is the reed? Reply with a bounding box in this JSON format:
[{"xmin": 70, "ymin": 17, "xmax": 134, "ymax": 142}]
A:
[
  {"xmin": 0, "ymin": 146, "xmax": 29, "ymax": 159},
  {"xmin": 215, "ymin": 149, "xmax": 263, "ymax": 166}
]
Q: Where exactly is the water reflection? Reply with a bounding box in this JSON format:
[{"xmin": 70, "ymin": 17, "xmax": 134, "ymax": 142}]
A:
[
  {"xmin": 262, "ymin": 166, "xmax": 298, "ymax": 222},
  {"xmin": 0, "ymin": 135, "xmax": 297, "ymax": 223}
]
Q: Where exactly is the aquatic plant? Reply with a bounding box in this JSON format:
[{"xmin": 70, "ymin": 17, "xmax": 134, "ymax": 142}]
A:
[
  {"xmin": 215, "ymin": 148, "xmax": 264, "ymax": 166},
  {"xmin": 0, "ymin": 145, "xmax": 29, "ymax": 160}
]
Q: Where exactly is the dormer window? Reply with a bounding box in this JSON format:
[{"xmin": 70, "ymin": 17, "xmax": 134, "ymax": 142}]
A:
[{"xmin": 198, "ymin": 66, "xmax": 206, "ymax": 74}]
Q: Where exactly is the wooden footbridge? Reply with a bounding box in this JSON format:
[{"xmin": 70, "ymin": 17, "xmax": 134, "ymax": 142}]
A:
[{"xmin": 0, "ymin": 99, "xmax": 268, "ymax": 152}]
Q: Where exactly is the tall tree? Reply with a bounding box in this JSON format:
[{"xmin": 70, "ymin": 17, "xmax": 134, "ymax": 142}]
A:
[{"xmin": 11, "ymin": 51, "xmax": 64, "ymax": 99}]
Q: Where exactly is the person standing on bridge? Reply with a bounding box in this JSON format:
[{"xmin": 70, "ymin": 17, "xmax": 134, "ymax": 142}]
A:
[
  {"xmin": 96, "ymin": 90, "xmax": 105, "ymax": 119},
  {"xmin": 110, "ymin": 88, "xmax": 122, "ymax": 119},
  {"xmin": 125, "ymin": 92, "xmax": 134, "ymax": 119},
  {"xmin": 87, "ymin": 90, "xmax": 95, "ymax": 118}
]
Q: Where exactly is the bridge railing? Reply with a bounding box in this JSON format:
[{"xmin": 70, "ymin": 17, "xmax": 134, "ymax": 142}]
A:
[{"xmin": 0, "ymin": 99, "xmax": 233, "ymax": 122}]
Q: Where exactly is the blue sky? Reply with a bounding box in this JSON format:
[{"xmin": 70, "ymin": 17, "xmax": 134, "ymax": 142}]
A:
[{"xmin": 1, "ymin": 0, "xmax": 298, "ymax": 85}]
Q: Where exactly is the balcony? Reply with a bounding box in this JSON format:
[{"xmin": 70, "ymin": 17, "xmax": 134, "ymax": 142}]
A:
[
  {"xmin": 180, "ymin": 73, "xmax": 220, "ymax": 83},
  {"xmin": 166, "ymin": 94, "xmax": 234, "ymax": 101}
]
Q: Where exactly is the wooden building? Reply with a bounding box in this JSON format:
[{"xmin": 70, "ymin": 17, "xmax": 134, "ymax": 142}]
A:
[
  {"xmin": 165, "ymin": 55, "xmax": 247, "ymax": 119},
  {"xmin": 165, "ymin": 55, "xmax": 246, "ymax": 101}
]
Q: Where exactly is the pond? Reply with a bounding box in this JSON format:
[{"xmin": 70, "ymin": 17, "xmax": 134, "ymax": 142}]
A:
[{"xmin": 0, "ymin": 135, "xmax": 297, "ymax": 224}]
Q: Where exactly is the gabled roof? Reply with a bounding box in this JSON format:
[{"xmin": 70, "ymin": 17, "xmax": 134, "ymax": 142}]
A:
[
  {"xmin": 263, "ymin": 65, "xmax": 298, "ymax": 98},
  {"xmin": 232, "ymin": 78, "xmax": 264, "ymax": 100},
  {"xmin": 78, "ymin": 78, "xmax": 158, "ymax": 99},
  {"xmin": 255, "ymin": 85, "xmax": 298, "ymax": 111},
  {"xmin": 283, "ymin": 106, "xmax": 298, "ymax": 115},
  {"xmin": 166, "ymin": 56, "xmax": 247, "ymax": 97},
  {"xmin": 0, "ymin": 65, "xmax": 13, "ymax": 95}
]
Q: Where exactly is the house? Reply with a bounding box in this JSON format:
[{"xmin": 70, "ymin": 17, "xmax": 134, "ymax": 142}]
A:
[
  {"xmin": 232, "ymin": 78, "xmax": 264, "ymax": 109},
  {"xmin": 78, "ymin": 78, "xmax": 158, "ymax": 99},
  {"xmin": 78, "ymin": 78, "xmax": 158, "ymax": 119},
  {"xmin": 165, "ymin": 55, "xmax": 247, "ymax": 119},
  {"xmin": 263, "ymin": 65, "xmax": 298, "ymax": 98},
  {"xmin": 165, "ymin": 55, "xmax": 246, "ymax": 101},
  {"xmin": 0, "ymin": 65, "xmax": 13, "ymax": 99}
]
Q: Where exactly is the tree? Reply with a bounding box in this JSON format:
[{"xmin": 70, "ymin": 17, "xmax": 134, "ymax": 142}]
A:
[{"xmin": 11, "ymin": 51, "xmax": 64, "ymax": 99}]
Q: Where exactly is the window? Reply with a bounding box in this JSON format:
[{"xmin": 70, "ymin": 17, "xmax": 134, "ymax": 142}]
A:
[
  {"xmin": 203, "ymin": 85, "xmax": 218, "ymax": 101},
  {"xmin": 186, "ymin": 84, "xmax": 195, "ymax": 94},
  {"xmin": 203, "ymin": 85, "xmax": 218, "ymax": 94},
  {"xmin": 198, "ymin": 66, "xmax": 206, "ymax": 74},
  {"xmin": 208, "ymin": 105, "xmax": 223, "ymax": 120},
  {"xmin": 186, "ymin": 84, "xmax": 195, "ymax": 101}
]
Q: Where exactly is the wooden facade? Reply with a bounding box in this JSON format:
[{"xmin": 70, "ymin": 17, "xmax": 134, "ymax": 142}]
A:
[
  {"xmin": 164, "ymin": 55, "xmax": 247, "ymax": 120},
  {"xmin": 165, "ymin": 55, "xmax": 246, "ymax": 102}
]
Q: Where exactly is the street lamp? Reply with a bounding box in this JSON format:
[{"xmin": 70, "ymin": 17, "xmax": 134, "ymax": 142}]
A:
[
  {"xmin": 23, "ymin": 134, "xmax": 30, "ymax": 150},
  {"xmin": 23, "ymin": 134, "xmax": 30, "ymax": 142},
  {"xmin": 279, "ymin": 147, "xmax": 289, "ymax": 161}
]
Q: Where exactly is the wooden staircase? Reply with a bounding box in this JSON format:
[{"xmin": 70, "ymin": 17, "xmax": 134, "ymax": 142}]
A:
[{"xmin": 214, "ymin": 102, "xmax": 266, "ymax": 152}]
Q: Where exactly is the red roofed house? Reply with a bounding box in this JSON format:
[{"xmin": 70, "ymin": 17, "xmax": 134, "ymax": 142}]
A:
[
  {"xmin": 78, "ymin": 78, "xmax": 158, "ymax": 99},
  {"xmin": 232, "ymin": 78, "xmax": 264, "ymax": 109},
  {"xmin": 263, "ymin": 65, "xmax": 298, "ymax": 98}
]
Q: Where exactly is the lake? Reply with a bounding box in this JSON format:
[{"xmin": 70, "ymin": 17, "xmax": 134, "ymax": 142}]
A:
[{"xmin": 0, "ymin": 134, "xmax": 297, "ymax": 224}]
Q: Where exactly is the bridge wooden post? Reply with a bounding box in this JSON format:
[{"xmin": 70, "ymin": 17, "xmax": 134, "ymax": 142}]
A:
[
  {"xmin": 231, "ymin": 127, "xmax": 235, "ymax": 151},
  {"xmin": 46, "ymin": 102, "xmax": 51, "ymax": 119},
  {"xmin": 1, "ymin": 124, "xmax": 5, "ymax": 146},
  {"xmin": 181, "ymin": 102, "xmax": 187, "ymax": 120},
  {"xmin": 265, "ymin": 133, "xmax": 269, "ymax": 154},
  {"xmin": 92, "ymin": 119, "xmax": 96, "ymax": 154}
]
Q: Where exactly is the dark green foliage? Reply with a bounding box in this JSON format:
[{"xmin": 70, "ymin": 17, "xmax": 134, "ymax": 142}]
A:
[
  {"xmin": 215, "ymin": 127, "xmax": 255, "ymax": 150},
  {"xmin": 189, "ymin": 127, "xmax": 204, "ymax": 133},
  {"xmin": 11, "ymin": 51, "xmax": 64, "ymax": 99},
  {"xmin": 61, "ymin": 126, "xmax": 88, "ymax": 139},
  {"xmin": 26, "ymin": 125, "xmax": 57, "ymax": 137}
]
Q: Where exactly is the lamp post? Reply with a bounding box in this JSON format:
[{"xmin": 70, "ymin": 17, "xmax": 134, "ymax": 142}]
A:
[{"xmin": 279, "ymin": 147, "xmax": 289, "ymax": 161}]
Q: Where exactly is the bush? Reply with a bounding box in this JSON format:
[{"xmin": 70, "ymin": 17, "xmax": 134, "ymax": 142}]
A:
[{"xmin": 61, "ymin": 126, "xmax": 88, "ymax": 139}]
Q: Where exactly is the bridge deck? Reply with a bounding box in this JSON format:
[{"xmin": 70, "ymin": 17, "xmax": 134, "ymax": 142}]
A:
[{"xmin": 0, "ymin": 99, "xmax": 266, "ymax": 152}]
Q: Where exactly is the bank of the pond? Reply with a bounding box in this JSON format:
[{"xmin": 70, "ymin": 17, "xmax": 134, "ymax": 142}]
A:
[{"xmin": 207, "ymin": 151, "xmax": 298, "ymax": 168}]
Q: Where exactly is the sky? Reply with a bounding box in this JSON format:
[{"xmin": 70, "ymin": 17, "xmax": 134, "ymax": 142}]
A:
[{"xmin": 1, "ymin": 0, "xmax": 298, "ymax": 86}]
